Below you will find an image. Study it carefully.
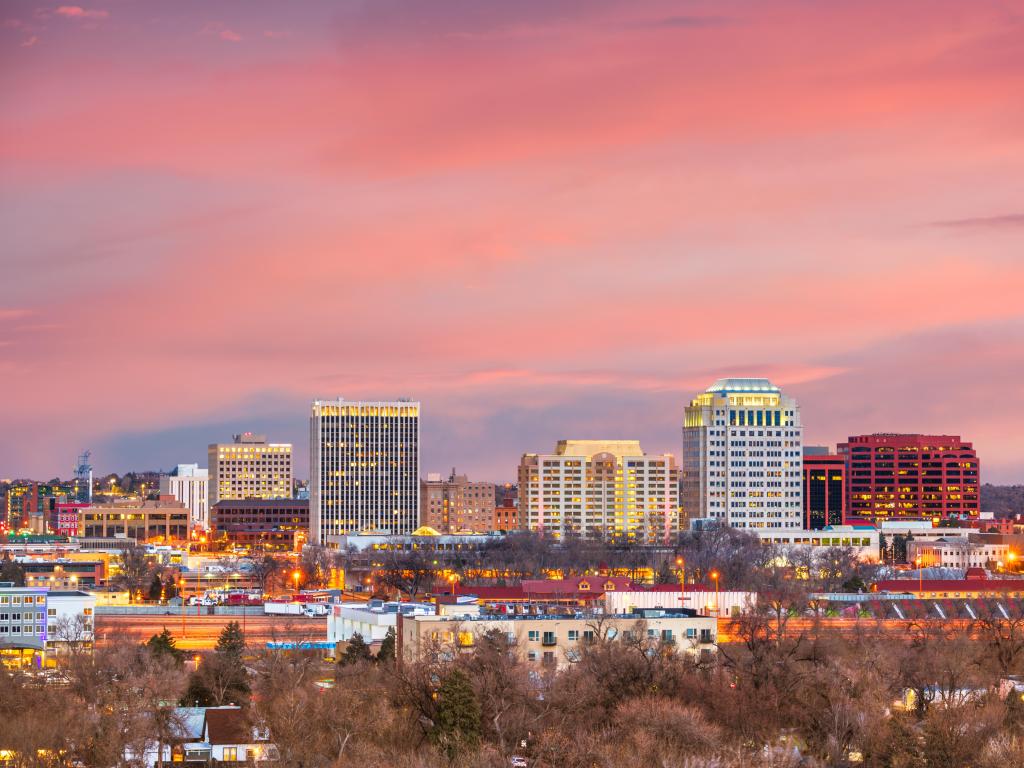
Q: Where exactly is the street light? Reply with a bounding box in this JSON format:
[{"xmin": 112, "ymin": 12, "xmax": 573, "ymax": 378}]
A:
[
  {"xmin": 710, "ymin": 570, "xmax": 720, "ymax": 617},
  {"xmin": 916, "ymin": 555, "xmax": 923, "ymax": 596},
  {"xmin": 675, "ymin": 556, "xmax": 686, "ymax": 607},
  {"xmin": 179, "ymin": 578, "xmax": 187, "ymax": 637},
  {"xmin": 292, "ymin": 569, "xmax": 301, "ymax": 593}
]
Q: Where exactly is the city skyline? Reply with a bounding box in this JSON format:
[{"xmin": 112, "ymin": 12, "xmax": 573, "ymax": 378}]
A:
[{"xmin": 3, "ymin": 0, "xmax": 1024, "ymax": 482}]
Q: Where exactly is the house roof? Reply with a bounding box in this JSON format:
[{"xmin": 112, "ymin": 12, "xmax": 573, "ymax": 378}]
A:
[{"xmin": 204, "ymin": 707, "xmax": 248, "ymax": 745}]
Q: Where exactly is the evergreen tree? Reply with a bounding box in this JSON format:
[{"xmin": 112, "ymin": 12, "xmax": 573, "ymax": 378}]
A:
[
  {"xmin": 340, "ymin": 632, "xmax": 374, "ymax": 666},
  {"xmin": 376, "ymin": 628, "xmax": 396, "ymax": 664},
  {"xmin": 148, "ymin": 573, "xmax": 164, "ymax": 601},
  {"xmin": 145, "ymin": 627, "xmax": 183, "ymax": 663},
  {"xmin": 0, "ymin": 553, "xmax": 26, "ymax": 586},
  {"xmin": 215, "ymin": 621, "xmax": 246, "ymax": 662},
  {"xmin": 432, "ymin": 668, "xmax": 481, "ymax": 758}
]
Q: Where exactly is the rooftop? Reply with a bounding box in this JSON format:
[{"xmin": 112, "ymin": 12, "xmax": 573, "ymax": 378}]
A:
[{"xmin": 705, "ymin": 378, "xmax": 780, "ymax": 394}]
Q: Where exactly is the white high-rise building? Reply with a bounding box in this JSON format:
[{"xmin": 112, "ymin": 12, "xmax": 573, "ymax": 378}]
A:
[
  {"xmin": 519, "ymin": 440, "xmax": 680, "ymax": 544},
  {"xmin": 310, "ymin": 399, "xmax": 420, "ymax": 545},
  {"xmin": 159, "ymin": 463, "xmax": 209, "ymax": 531},
  {"xmin": 682, "ymin": 378, "xmax": 803, "ymax": 529}
]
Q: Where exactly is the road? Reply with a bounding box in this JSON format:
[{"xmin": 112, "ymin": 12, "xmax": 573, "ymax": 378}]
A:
[{"xmin": 95, "ymin": 613, "xmax": 329, "ymax": 651}]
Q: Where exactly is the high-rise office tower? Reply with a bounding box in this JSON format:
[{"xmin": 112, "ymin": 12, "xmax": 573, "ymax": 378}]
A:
[
  {"xmin": 159, "ymin": 463, "xmax": 210, "ymax": 531},
  {"xmin": 682, "ymin": 378, "xmax": 803, "ymax": 529},
  {"xmin": 207, "ymin": 433, "xmax": 293, "ymax": 506},
  {"xmin": 310, "ymin": 399, "xmax": 420, "ymax": 544},
  {"xmin": 518, "ymin": 440, "xmax": 680, "ymax": 544},
  {"xmin": 802, "ymin": 450, "xmax": 846, "ymax": 529},
  {"xmin": 838, "ymin": 434, "xmax": 979, "ymax": 523}
]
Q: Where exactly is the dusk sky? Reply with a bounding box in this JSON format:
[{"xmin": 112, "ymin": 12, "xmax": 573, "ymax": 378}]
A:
[{"xmin": 2, "ymin": 0, "xmax": 1023, "ymax": 483}]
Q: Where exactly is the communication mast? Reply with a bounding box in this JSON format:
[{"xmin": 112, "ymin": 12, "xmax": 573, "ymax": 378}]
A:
[{"xmin": 75, "ymin": 450, "xmax": 93, "ymax": 503}]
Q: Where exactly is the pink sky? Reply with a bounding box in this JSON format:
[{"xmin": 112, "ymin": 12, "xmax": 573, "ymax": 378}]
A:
[{"xmin": 2, "ymin": 0, "xmax": 1024, "ymax": 482}]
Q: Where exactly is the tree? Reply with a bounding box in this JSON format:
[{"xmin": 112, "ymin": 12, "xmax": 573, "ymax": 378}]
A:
[
  {"xmin": 215, "ymin": 620, "xmax": 246, "ymax": 662},
  {"xmin": 115, "ymin": 547, "xmax": 156, "ymax": 603},
  {"xmin": 0, "ymin": 553, "xmax": 25, "ymax": 586},
  {"xmin": 146, "ymin": 628, "xmax": 184, "ymax": 664},
  {"xmin": 148, "ymin": 573, "xmax": 164, "ymax": 601},
  {"xmin": 377, "ymin": 628, "xmax": 396, "ymax": 664},
  {"xmin": 433, "ymin": 668, "xmax": 481, "ymax": 758},
  {"xmin": 340, "ymin": 633, "xmax": 374, "ymax": 666},
  {"xmin": 249, "ymin": 554, "xmax": 281, "ymax": 594},
  {"xmin": 182, "ymin": 622, "xmax": 250, "ymax": 707}
]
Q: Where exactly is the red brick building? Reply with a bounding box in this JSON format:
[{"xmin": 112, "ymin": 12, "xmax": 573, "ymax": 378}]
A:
[
  {"xmin": 839, "ymin": 434, "xmax": 979, "ymax": 523},
  {"xmin": 210, "ymin": 498, "xmax": 309, "ymax": 551}
]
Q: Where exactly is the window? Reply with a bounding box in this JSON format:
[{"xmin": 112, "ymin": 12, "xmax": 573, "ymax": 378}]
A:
[
  {"xmin": 567, "ymin": 630, "xmax": 578, "ymax": 641},
  {"xmin": 222, "ymin": 748, "xmax": 237, "ymax": 761},
  {"xmin": 528, "ymin": 630, "xmax": 539, "ymax": 642}
]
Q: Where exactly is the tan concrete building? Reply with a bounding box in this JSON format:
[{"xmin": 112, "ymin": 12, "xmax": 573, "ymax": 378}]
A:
[
  {"xmin": 420, "ymin": 470, "xmax": 496, "ymax": 533},
  {"xmin": 208, "ymin": 433, "xmax": 292, "ymax": 505},
  {"xmin": 518, "ymin": 440, "xmax": 680, "ymax": 544},
  {"xmin": 79, "ymin": 496, "xmax": 190, "ymax": 542},
  {"xmin": 399, "ymin": 609, "xmax": 717, "ymax": 670}
]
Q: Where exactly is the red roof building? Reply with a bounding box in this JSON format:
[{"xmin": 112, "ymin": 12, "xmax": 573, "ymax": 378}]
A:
[{"xmin": 873, "ymin": 569, "xmax": 1024, "ymax": 598}]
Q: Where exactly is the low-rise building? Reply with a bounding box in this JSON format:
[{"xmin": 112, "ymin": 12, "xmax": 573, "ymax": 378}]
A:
[
  {"xmin": 873, "ymin": 569, "xmax": 1024, "ymax": 599},
  {"xmin": 399, "ymin": 608, "xmax": 717, "ymax": 669},
  {"xmin": 210, "ymin": 499, "xmax": 309, "ymax": 551},
  {"xmin": 80, "ymin": 497, "xmax": 190, "ymax": 543},
  {"xmin": 327, "ymin": 600, "xmax": 435, "ymax": 645},
  {"xmin": 908, "ymin": 537, "xmax": 1010, "ymax": 570},
  {"xmin": 44, "ymin": 590, "xmax": 95, "ymax": 652},
  {"xmin": 21, "ymin": 558, "xmax": 105, "ymax": 589},
  {"xmin": 0, "ymin": 583, "xmax": 48, "ymax": 668},
  {"xmin": 751, "ymin": 525, "xmax": 880, "ymax": 562}
]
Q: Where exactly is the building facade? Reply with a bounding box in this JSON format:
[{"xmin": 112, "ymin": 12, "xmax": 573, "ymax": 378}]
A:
[
  {"xmin": 210, "ymin": 499, "xmax": 309, "ymax": 551},
  {"xmin": 518, "ymin": 440, "xmax": 680, "ymax": 544},
  {"xmin": 0, "ymin": 583, "xmax": 48, "ymax": 668},
  {"xmin": 493, "ymin": 499, "xmax": 519, "ymax": 532},
  {"xmin": 682, "ymin": 378, "xmax": 804, "ymax": 529},
  {"xmin": 803, "ymin": 451, "xmax": 846, "ymax": 529},
  {"xmin": 79, "ymin": 497, "xmax": 190, "ymax": 543},
  {"xmin": 907, "ymin": 538, "xmax": 1009, "ymax": 571},
  {"xmin": 420, "ymin": 471, "xmax": 496, "ymax": 533},
  {"xmin": 839, "ymin": 434, "xmax": 980, "ymax": 523},
  {"xmin": 399, "ymin": 609, "xmax": 717, "ymax": 670},
  {"xmin": 160, "ymin": 464, "xmax": 210, "ymax": 531},
  {"xmin": 310, "ymin": 400, "xmax": 420, "ymax": 544},
  {"xmin": 208, "ymin": 434, "xmax": 292, "ymax": 506}
]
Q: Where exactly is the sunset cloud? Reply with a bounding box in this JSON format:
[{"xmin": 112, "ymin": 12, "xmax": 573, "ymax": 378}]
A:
[
  {"xmin": 1, "ymin": 0, "xmax": 1023, "ymax": 482},
  {"xmin": 55, "ymin": 6, "xmax": 108, "ymax": 20}
]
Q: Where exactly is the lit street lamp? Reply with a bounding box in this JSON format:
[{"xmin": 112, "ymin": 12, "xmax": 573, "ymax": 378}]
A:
[{"xmin": 710, "ymin": 570, "xmax": 720, "ymax": 617}]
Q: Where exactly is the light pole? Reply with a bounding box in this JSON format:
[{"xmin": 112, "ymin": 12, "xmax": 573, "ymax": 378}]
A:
[
  {"xmin": 675, "ymin": 556, "xmax": 685, "ymax": 608},
  {"xmin": 710, "ymin": 570, "xmax": 720, "ymax": 617},
  {"xmin": 916, "ymin": 555, "xmax": 923, "ymax": 596},
  {"xmin": 179, "ymin": 578, "xmax": 186, "ymax": 638},
  {"xmin": 292, "ymin": 569, "xmax": 301, "ymax": 594}
]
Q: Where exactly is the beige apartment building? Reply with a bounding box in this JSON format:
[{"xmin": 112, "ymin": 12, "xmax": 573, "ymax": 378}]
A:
[
  {"xmin": 518, "ymin": 440, "xmax": 681, "ymax": 544},
  {"xmin": 420, "ymin": 470, "xmax": 496, "ymax": 533},
  {"xmin": 208, "ymin": 433, "xmax": 293, "ymax": 505},
  {"xmin": 79, "ymin": 496, "xmax": 190, "ymax": 542},
  {"xmin": 399, "ymin": 609, "xmax": 717, "ymax": 670}
]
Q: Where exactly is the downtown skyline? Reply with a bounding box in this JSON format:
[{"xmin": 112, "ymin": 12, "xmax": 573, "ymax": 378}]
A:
[{"xmin": 3, "ymin": 0, "xmax": 1024, "ymax": 482}]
